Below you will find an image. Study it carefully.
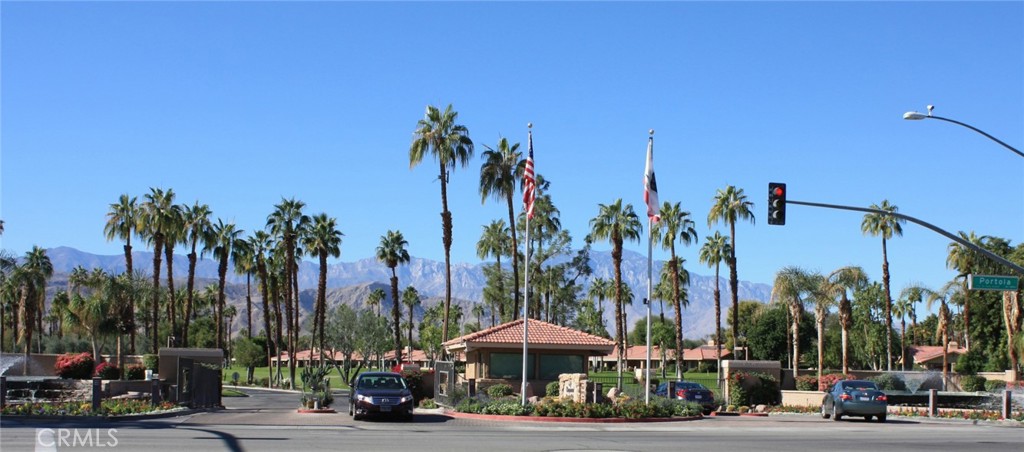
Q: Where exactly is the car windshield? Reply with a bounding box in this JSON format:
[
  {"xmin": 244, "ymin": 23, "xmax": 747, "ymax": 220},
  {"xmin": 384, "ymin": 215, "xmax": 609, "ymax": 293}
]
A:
[
  {"xmin": 358, "ymin": 375, "xmax": 406, "ymax": 390},
  {"xmin": 676, "ymin": 382, "xmax": 706, "ymax": 390}
]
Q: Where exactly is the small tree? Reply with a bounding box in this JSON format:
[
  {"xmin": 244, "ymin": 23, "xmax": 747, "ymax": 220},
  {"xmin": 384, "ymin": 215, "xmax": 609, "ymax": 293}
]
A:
[{"xmin": 234, "ymin": 336, "xmax": 267, "ymax": 384}]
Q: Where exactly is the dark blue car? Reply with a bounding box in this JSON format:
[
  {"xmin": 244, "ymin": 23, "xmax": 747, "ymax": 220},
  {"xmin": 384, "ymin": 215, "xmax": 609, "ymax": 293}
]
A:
[
  {"xmin": 821, "ymin": 380, "xmax": 888, "ymax": 422},
  {"xmin": 654, "ymin": 381, "xmax": 718, "ymax": 414}
]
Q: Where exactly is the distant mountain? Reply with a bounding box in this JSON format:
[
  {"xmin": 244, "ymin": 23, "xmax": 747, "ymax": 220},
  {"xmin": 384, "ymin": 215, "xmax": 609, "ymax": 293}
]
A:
[{"xmin": 42, "ymin": 246, "xmax": 772, "ymax": 339}]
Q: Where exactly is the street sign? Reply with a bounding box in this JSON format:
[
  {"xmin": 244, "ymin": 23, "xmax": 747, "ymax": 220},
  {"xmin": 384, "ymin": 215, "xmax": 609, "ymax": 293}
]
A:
[{"xmin": 968, "ymin": 274, "xmax": 1020, "ymax": 291}]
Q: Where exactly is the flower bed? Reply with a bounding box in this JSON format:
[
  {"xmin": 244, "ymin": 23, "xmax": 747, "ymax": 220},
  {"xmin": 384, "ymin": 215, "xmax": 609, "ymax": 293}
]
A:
[
  {"xmin": 1, "ymin": 399, "xmax": 178, "ymax": 417},
  {"xmin": 453, "ymin": 397, "xmax": 703, "ymax": 419}
]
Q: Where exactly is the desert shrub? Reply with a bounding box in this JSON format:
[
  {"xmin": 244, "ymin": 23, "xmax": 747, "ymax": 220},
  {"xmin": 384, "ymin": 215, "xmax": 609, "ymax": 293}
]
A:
[
  {"xmin": 94, "ymin": 362, "xmax": 121, "ymax": 380},
  {"xmin": 984, "ymin": 380, "xmax": 1007, "ymax": 393},
  {"xmin": 955, "ymin": 348, "xmax": 985, "ymax": 375},
  {"xmin": 418, "ymin": 398, "xmax": 438, "ymax": 409},
  {"xmin": 795, "ymin": 375, "xmax": 818, "ymax": 391},
  {"xmin": 479, "ymin": 400, "xmax": 533, "ymax": 416},
  {"xmin": 748, "ymin": 372, "xmax": 780, "ymax": 405},
  {"xmin": 959, "ymin": 375, "xmax": 987, "ymax": 392},
  {"xmin": 869, "ymin": 373, "xmax": 907, "ymax": 391},
  {"xmin": 142, "ymin": 354, "xmax": 159, "ymax": 370},
  {"xmin": 55, "ymin": 352, "xmax": 94, "ymax": 379},
  {"xmin": 125, "ymin": 365, "xmax": 145, "ymax": 380},
  {"xmin": 487, "ymin": 383, "xmax": 514, "ymax": 398},
  {"xmin": 546, "ymin": 381, "xmax": 560, "ymax": 397}
]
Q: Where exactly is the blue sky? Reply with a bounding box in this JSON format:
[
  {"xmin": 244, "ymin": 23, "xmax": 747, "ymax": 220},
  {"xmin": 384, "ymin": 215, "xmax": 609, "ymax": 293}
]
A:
[{"xmin": 2, "ymin": 2, "xmax": 1022, "ymax": 308}]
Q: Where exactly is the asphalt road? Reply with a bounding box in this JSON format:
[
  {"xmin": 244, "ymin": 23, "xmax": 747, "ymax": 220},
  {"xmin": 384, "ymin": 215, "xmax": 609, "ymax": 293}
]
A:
[{"xmin": 1, "ymin": 388, "xmax": 1020, "ymax": 451}]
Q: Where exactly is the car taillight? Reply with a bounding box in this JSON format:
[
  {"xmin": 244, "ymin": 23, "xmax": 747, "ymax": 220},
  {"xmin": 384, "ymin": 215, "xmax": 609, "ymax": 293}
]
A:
[
  {"xmin": 676, "ymin": 389, "xmax": 688, "ymax": 398},
  {"xmin": 876, "ymin": 394, "xmax": 887, "ymax": 402},
  {"xmin": 839, "ymin": 393, "xmax": 852, "ymax": 401}
]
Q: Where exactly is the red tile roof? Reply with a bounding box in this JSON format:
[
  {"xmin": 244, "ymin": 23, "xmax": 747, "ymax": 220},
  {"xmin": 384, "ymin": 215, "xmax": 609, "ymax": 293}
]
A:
[
  {"xmin": 908, "ymin": 344, "xmax": 967, "ymax": 364},
  {"xmin": 443, "ymin": 318, "xmax": 615, "ymax": 351},
  {"xmin": 601, "ymin": 345, "xmax": 730, "ymax": 361}
]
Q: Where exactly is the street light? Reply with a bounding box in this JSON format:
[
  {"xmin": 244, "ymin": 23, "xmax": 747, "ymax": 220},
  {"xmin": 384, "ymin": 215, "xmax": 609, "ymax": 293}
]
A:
[{"xmin": 903, "ymin": 106, "xmax": 1023, "ymax": 159}]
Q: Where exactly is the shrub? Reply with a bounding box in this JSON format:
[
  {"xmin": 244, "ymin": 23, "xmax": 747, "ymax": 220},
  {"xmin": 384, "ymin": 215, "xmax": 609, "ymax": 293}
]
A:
[
  {"xmin": 418, "ymin": 398, "xmax": 438, "ymax": 409},
  {"xmin": 142, "ymin": 354, "xmax": 159, "ymax": 370},
  {"xmin": 960, "ymin": 375, "xmax": 987, "ymax": 392},
  {"xmin": 455, "ymin": 398, "xmax": 482, "ymax": 414},
  {"xmin": 400, "ymin": 369, "xmax": 433, "ymax": 403},
  {"xmin": 795, "ymin": 375, "xmax": 818, "ymax": 391},
  {"xmin": 546, "ymin": 381, "xmax": 560, "ymax": 397},
  {"xmin": 95, "ymin": 362, "xmax": 121, "ymax": 380},
  {"xmin": 55, "ymin": 352, "xmax": 94, "ymax": 379},
  {"xmin": 748, "ymin": 372, "xmax": 780, "ymax": 405},
  {"xmin": 480, "ymin": 400, "xmax": 533, "ymax": 416},
  {"xmin": 955, "ymin": 348, "xmax": 985, "ymax": 375},
  {"xmin": 984, "ymin": 380, "xmax": 1007, "ymax": 393},
  {"xmin": 869, "ymin": 373, "xmax": 907, "ymax": 391},
  {"xmin": 817, "ymin": 373, "xmax": 853, "ymax": 392},
  {"xmin": 125, "ymin": 365, "xmax": 146, "ymax": 380},
  {"xmin": 487, "ymin": 383, "xmax": 514, "ymax": 398}
]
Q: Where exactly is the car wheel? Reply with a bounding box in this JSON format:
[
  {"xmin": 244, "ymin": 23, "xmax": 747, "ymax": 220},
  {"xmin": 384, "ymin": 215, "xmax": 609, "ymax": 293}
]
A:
[
  {"xmin": 821, "ymin": 402, "xmax": 830, "ymax": 419},
  {"xmin": 832, "ymin": 403, "xmax": 842, "ymax": 421},
  {"xmin": 876, "ymin": 413, "xmax": 887, "ymax": 423}
]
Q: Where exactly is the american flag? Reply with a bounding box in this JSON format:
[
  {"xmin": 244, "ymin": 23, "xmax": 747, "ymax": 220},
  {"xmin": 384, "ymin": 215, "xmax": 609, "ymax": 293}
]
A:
[
  {"xmin": 523, "ymin": 130, "xmax": 536, "ymax": 219},
  {"xmin": 644, "ymin": 135, "xmax": 660, "ymax": 222}
]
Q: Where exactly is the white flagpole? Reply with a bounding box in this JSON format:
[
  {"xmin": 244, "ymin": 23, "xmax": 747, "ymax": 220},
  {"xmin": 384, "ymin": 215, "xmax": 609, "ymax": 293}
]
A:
[
  {"xmin": 645, "ymin": 130, "xmax": 655, "ymax": 405},
  {"xmin": 520, "ymin": 124, "xmax": 532, "ymax": 407}
]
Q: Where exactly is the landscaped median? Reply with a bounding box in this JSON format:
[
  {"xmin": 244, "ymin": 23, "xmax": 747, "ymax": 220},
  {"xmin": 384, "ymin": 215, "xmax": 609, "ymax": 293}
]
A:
[
  {"xmin": 438, "ymin": 395, "xmax": 705, "ymax": 423},
  {"xmin": 0, "ymin": 399, "xmax": 188, "ymax": 420}
]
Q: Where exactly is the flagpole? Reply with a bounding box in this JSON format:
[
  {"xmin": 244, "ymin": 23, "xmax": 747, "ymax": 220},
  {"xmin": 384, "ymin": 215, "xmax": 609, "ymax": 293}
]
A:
[
  {"xmin": 520, "ymin": 123, "xmax": 533, "ymax": 407},
  {"xmin": 645, "ymin": 130, "xmax": 654, "ymax": 406}
]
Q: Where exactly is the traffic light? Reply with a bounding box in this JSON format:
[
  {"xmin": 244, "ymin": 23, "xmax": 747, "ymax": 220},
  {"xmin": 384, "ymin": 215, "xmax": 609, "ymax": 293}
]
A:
[{"xmin": 768, "ymin": 182, "xmax": 786, "ymax": 225}]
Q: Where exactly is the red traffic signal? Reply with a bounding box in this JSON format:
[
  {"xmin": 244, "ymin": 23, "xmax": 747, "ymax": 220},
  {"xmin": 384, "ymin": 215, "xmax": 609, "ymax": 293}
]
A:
[{"xmin": 768, "ymin": 182, "xmax": 786, "ymax": 225}]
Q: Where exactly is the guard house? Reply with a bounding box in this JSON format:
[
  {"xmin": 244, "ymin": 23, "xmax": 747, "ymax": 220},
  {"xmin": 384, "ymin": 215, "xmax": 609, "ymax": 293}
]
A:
[{"xmin": 442, "ymin": 318, "xmax": 615, "ymax": 393}]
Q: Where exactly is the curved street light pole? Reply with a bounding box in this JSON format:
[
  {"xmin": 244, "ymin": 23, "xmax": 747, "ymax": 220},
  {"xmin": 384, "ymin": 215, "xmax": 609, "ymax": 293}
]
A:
[{"xmin": 903, "ymin": 110, "xmax": 1024, "ymax": 159}]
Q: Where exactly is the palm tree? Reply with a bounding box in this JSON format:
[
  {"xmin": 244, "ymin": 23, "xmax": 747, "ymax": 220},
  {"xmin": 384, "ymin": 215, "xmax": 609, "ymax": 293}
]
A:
[
  {"xmin": 772, "ymin": 266, "xmax": 810, "ymax": 380},
  {"xmin": 708, "ymin": 185, "xmax": 755, "ymax": 353},
  {"xmin": 162, "ymin": 206, "xmax": 184, "ymax": 343},
  {"xmin": 409, "ymin": 104, "xmax": 474, "ymax": 343},
  {"xmin": 367, "ymin": 288, "xmax": 386, "ymax": 318},
  {"xmin": 232, "ymin": 237, "xmax": 255, "ymax": 338},
  {"xmin": 139, "ymin": 187, "xmax": 177, "ymax": 354},
  {"xmin": 946, "ymin": 231, "xmax": 986, "ymax": 350},
  {"xmin": 589, "ymin": 199, "xmax": 642, "ymax": 385},
  {"xmin": 267, "ymin": 198, "xmax": 309, "ymax": 386},
  {"xmin": 925, "ymin": 282, "xmax": 959, "ymax": 390},
  {"xmin": 401, "ymin": 286, "xmax": 421, "ymax": 349},
  {"xmin": 477, "ymin": 219, "xmax": 510, "ymax": 320},
  {"xmin": 893, "ymin": 294, "xmax": 913, "ymax": 371},
  {"xmin": 652, "ymin": 201, "xmax": 698, "ymax": 378},
  {"xmin": 479, "ymin": 137, "xmax": 525, "ymax": 319},
  {"xmin": 64, "ymin": 270, "xmax": 112, "ymax": 363},
  {"xmin": 181, "ymin": 201, "xmax": 213, "ymax": 347},
  {"xmin": 104, "ymin": 194, "xmax": 138, "ymax": 351},
  {"xmin": 825, "ymin": 266, "xmax": 868, "ymax": 375},
  {"xmin": 303, "ymin": 213, "xmax": 343, "ymax": 353},
  {"xmin": 587, "ymin": 277, "xmax": 612, "ymax": 335},
  {"xmin": 17, "ymin": 246, "xmax": 52, "ymax": 374},
  {"xmin": 861, "ymin": 199, "xmax": 904, "ymax": 371},
  {"xmin": 376, "ymin": 230, "xmax": 411, "ymax": 362},
  {"xmin": 248, "ymin": 230, "xmax": 274, "ymax": 387},
  {"xmin": 208, "ymin": 219, "xmax": 244, "ymax": 350},
  {"xmin": 699, "ymin": 231, "xmax": 731, "ymax": 382}
]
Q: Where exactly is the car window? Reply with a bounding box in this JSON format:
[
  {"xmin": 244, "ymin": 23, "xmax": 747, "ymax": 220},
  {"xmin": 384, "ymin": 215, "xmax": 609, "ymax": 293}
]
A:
[{"xmin": 357, "ymin": 378, "xmax": 374, "ymax": 389}]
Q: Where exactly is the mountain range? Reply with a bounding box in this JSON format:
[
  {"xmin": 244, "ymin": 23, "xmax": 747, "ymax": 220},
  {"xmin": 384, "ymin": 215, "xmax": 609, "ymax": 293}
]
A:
[{"xmin": 41, "ymin": 246, "xmax": 773, "ymax": 339}]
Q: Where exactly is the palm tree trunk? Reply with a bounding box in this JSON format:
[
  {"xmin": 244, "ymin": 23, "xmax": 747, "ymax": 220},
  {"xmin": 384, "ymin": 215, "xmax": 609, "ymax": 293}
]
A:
[
  {"xmin": 881, "ymin": 238, "xmax": 892, "ymax": 371},
  {"xmin": 439, "ymin": 162, "xmax": 453, "ymax": 344},
  {"xmin": 391, "ymin": 272, "xmax": 402, "ymax": 363},
  {"xmin": 791, "ymin": 301, "xmax": 801, "ymax": 380},
  {"xmin": 246, "ymin": 272, "xmax": 253, "ymax": 339},
  {"xmin": 962, "ymin": 284, "xmax": 970, "ymax": 350},
  {"xmin": 900, "ymin": 319, "xmax": 906, "ymax": 371},
  {"xmin": 816, "ymin": 307, "xmax": 824, "ymax": 389},
  {"xmin": 124, "ymin": 239, "xmax": 135, "ymax": 354},
  {"xmin": 613, "ymin": 241, "xmax": 624, "ymax": 388},
  {"xmin": 165, "ymin": 245, "xmax": 177, "ymax": 343},
  {"xmin": 505, "ymin": 192, "xmax": 519, "ymax": 321},
  {"xmin": 21, "ymin": 288, "xmax": 32, "ymax": 375},
  {"xmin": 258, "ymin": 260, "xmax": 272, "ymax": 388},
  {"xmin": 728, "ymin": 222, "xmax": 739, "ymax": 352},
  {"xmin": 841, "ymin": 325, "xmax": 849, "ymax": 374},
  {"xmin": 670, "ymin": 252, "xmax": 683, "ymax": 379},
  {"xmin": 184, "ymin": 247, "xmax": 198, "ymax": 348},
  {"xmin": 714, "ymin": 264, "xmax": 722, "ymax": 384},
  {"xmin": 317, "ymin": 253, "xmax": 327, "ymax": 355},
  {"xmin": 216, "ymin": 256, "xmax": 228, "ymax": 350},
  {"xmin": 151, "ymin": 237, "xmax": 164, "ymax": 354},
  {"xmin": 408, "ymin": 301, "xmax": 414, "ymax": 351}
]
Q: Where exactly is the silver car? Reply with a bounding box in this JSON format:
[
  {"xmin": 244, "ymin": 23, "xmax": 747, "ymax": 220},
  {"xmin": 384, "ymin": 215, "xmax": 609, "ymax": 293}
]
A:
[{"xmin": 821, "ymin": 380, "xmax": 888, "ymax": 422}]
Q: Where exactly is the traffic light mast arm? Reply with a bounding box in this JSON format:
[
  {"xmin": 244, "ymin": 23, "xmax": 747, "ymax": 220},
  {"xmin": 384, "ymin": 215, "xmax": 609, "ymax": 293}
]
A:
[{"xmin": 787, "ymin": 199, "xmax": 1024, "ymax": 275}]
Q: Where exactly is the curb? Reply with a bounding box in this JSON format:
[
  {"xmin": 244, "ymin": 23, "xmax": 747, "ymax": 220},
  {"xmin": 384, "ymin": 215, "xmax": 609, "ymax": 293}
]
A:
[
  {"xmin": 442, "ymin": 410, "xmax": 703, "ymax": 423},
  {"xmin": 710, "ymin": 412, "xmax": 769, "ymax": 417},
  {"xmin": 0, "ymin": 408, "xmax": 199, "ymax": 423}
]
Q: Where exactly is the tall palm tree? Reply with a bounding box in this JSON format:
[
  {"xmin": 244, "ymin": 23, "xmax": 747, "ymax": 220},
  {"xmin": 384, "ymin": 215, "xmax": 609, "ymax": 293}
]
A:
[
  {"xmin": 893, "ymin": 294, "xmax": 913, "ymax": 371},
  {"xmin": 248, "ymin": 230, "xmax": 274, "ymax": 387},
  {"xmin": 925, "ymin": 282, "xmax": 959, "ymax": 390},
  {"xmin": 303, "ymin": 213, "xmax": 343, "ymax": 353},
  {"xmin": 162, "ymin": 206, "xmax": 184, "ymax": 343},
  {"xmin": 587, "ymin": 277, "xmax": 612, "ymax": 335},
  {"xmin": 589, "ymin": 199, "xmax": 642, "ymax": 385},
  {"xmin": 945, "ymin": 231, "xmax": 986, "ymax": 350},
  {"xmin": 861, "ymin": 199, "xmax": 904, "ymax": 371},
  {"xmin": 899, "ymin": 284, "xmax": 925, "ymax": 348},
  {"xmin": 772, "ymin": 266, "xmax": 811, "ymax": 380},
  {"xmin": 825, "ymin": 266, "xmax": 868, "ymax": 375},
  {"xmin": 181, "ymin": 201, "xmax": 212, "ymax": 347},
  {"xmin": 477, "ymin": 219, "xmax": 510, "ymax": 320},
  {"xmin": 708, "ymin": 185, "xmax": 755, "ymax": 352},
  {"xmin": 410, "ymin": 104, "xmax": 473, "ymax": 343},
  {"xmin": 17, "ymin": 246, "xmax": 52, "ymax": 374},
  {"xmin": 367, "ymin": 288, "xmax": 386, "ymax": 318},
  {"xmin": 401, "ymin": 286, "xmax": 421, "ymax": 349},
  {"xmin": 104, "ymin": 194, "xmax": 139, "ymax": 351},
  {"xmin": 232, "ymin": 236, "xmax": 255, "ymax": 338},
  {"xmin": 139, "ymin": 187, "xmax": 177, "ymax": 354},
  {"xmin": 652, "ymin": 201, "xmax": 698, "ymax": 378},
  {"xmin": 699, "ymin": 231, "xmax": 731, "ymax": 382},
  {"xmin": 208, "ymin": 219, "xmax": 243, "ymax": 350},
  {"xmin": 267, "ymin": 198, "xmax": 309, "ymax": 387},
  {"xmin": 479, "ymin": 137, "xmax": 525, "ymax": 319},
  {"xmin": 376, "ymin": 230, "xmax": 411, "ymax": 363}
]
